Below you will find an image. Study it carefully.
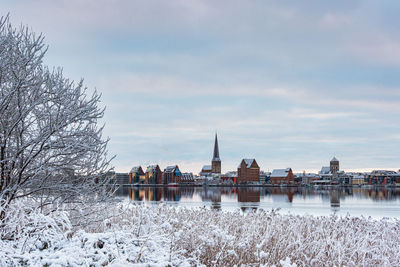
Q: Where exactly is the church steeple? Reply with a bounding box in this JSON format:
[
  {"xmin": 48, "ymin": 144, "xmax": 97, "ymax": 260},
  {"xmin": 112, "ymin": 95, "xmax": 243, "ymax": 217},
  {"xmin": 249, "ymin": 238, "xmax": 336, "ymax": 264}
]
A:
[
  {"xmin": 213, "ymin": 133, "xmax": 220, "ymax": 161},
  {"xmin": 211, "ymin": 133, "xmax": 221, "ymax": 174}
]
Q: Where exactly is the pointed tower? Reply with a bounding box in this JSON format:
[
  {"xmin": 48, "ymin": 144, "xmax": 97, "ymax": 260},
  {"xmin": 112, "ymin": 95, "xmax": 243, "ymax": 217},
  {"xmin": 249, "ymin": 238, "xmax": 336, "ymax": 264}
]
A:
[{"xmin": 211, "ymin": 133, "xmax": 221, "ymax": 174}]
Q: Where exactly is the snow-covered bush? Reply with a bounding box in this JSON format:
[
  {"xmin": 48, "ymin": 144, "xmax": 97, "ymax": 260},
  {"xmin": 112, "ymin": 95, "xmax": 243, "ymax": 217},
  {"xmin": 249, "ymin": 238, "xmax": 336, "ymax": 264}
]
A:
[
  {"xmin": 1, "ymin": 201, "xmax": 399, "ymax": 266},
  {"xmin": 0, "ymin": 200, "xmax": 71, "ymax": 266}
]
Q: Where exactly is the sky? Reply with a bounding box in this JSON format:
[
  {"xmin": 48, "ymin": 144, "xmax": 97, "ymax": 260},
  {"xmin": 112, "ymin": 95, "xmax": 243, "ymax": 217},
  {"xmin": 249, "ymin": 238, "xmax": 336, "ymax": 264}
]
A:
[{"xmin": 2, "ymin": 0, "xmax": 400, "ymax": 173}]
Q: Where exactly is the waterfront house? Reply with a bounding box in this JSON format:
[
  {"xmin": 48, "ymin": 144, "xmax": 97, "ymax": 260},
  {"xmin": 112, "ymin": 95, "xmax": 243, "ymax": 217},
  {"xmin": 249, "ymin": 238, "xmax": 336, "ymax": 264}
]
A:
[
  {"xmin": 365, "ymin": 170, "xmax": 400, "ymax": 185},
  {"xmin": 259, "ymin": 171, "xmax": 270, "ymax": 184},
  {"xmin": 270, "ymin": 168, "xmax": 295, "ymax": 185},
  {"xmin": 181, "ymin": 172, "xmax": 195, "ymax": 183},
  {"xmin": 200, "ymin": 165, "xmax": 212, "ymax": 176},
  {"xmin": 350, "ymin": 173, "xmax": 365, "ymax": 185},
  {"xmin": 237, "ymin": 159, "xmax": 260, "ymax": 183},
  {"xmin": 221, "ymin": 171, "xmax": 238, "ymax": 183},
  {"xmin": 129, "ymin": 166, "xmax": 144, "ymax": 184},
  {"xmin": 163, "ymin": 165, "xmax": 182, "ymax": 184},
  {"xmin": 297, "ymin": 173, "xmax": 318, "ymax": 185},
  {"xmin": 145, "ymin": 165, "xmax": 163, "ymax": 184}
]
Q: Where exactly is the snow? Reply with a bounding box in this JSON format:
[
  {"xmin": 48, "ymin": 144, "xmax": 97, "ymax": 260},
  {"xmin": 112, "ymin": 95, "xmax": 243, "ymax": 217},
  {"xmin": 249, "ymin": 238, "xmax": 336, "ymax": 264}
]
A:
[
  {"xmin": 238, "ymin": 158, "xmax": 256, "ymax": 168},
  {"xmin": 270, "ymin": 168, "xmax": 290, "ymax": 178},
  {"xmin": 319, "ymin": 166, "xmax": 331, "ymax": 174},
  {"xmin": 1, "ymin": 200, "xmax": 400, "ymax": 266},
  {"xmin": 202, "ymin": 165, "xmax": 212, "ymax": 171}
]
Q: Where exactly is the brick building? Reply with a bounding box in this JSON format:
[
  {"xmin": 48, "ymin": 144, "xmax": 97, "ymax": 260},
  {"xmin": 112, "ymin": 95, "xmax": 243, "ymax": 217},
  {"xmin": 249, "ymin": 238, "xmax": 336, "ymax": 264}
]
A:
[
  {"xmin": 270, "ymin": 168, "xmax": 295, "ymax": 185},
  {"xmin": 129, "ymin": 166, "xmax": 144, "ymax": 184},
  {"xmin": 181, "ymin": 172, "xmax": 195, "ymax": 183},
  {"xmin": 211, "ymin": 133, "xmax": 221, "ymax": 174},
  {"xmin": 145, "ymin": 165, "xmax": 163, "ymax": 184},
  {"xmin": 237, "ymin": 159, "xmax": 260, "ymax": 183},
  {"xmin": 163, "ymin": 165, "xmax": 182, "ymax": 184},
  {"xmin": 200, "ymin": 165, "xmax": 212, "ymax": 176},
  {"xmin": 330, "ymin": 157, "xmax": 339, "ymax": 174}
]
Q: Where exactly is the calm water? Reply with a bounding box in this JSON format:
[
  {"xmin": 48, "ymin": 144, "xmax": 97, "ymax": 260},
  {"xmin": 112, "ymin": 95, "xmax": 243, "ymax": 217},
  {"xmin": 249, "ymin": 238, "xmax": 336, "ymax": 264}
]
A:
[{"xmin": 115, "ymin": 186, "xmax": 400, "ymax": 219}]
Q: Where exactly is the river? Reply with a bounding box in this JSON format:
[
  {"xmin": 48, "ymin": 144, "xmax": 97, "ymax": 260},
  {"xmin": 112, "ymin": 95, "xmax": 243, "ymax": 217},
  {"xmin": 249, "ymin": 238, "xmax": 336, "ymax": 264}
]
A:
[{"xmin": 115, "ymin": 186, "xmax": 400, "ymax": 219}]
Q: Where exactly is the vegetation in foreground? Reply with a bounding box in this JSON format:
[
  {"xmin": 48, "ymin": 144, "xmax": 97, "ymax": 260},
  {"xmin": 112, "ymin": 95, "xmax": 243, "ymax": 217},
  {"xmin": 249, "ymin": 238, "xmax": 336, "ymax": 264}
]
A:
[{"xmin": 0, "ymin": 200, "xmax": 399, "ymax": 266}]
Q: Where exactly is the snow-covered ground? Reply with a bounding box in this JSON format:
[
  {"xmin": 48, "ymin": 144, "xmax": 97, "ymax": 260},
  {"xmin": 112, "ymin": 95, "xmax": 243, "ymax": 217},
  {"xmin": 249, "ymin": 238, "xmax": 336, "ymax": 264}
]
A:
[{"xmin": 1, "ymin": 201, "xmax": 399, "ymax": 266}]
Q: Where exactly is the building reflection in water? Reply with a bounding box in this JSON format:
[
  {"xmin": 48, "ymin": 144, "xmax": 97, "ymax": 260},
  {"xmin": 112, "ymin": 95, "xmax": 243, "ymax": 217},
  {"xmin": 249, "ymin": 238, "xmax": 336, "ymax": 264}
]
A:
[
  {"xmin": 201, "ymin": 187, "xmax": 222, "ymax": 210},
  {"xmin": 267, "ymin": 188, "xmax": 295, "ymax": 203},
  {"xmin": 330, "ymin": 190, "xmax": 340, "ymax": 212},
  {"xmin": 116, "ymin": 186, "xmax": 400, "ymax": 213},
  {"xmin": 237, "ymin": 188, "xmax": 260, "ymax": 211}
]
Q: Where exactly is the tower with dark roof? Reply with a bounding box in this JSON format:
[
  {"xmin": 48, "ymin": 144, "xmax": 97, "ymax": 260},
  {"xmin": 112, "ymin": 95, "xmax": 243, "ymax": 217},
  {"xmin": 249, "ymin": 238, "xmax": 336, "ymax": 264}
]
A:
[
  {"xmin": 330, "ymin": 157, "xmax": 339, "ymax": 174},
  {"xmin": 211, "ymin": 133, "xmax": 221, "ymax": 174}
]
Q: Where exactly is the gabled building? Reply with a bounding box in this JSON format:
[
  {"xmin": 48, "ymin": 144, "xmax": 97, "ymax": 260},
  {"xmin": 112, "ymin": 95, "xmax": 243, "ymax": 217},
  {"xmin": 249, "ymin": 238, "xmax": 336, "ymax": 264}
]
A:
[
  {"xmin": 221, "ymin": 171, "xmax": 238, "ymax": 183},
  {"xmin": 129, "ymin": 166, "xmax": 144, "ymax": 184},
  {"xmin": 163, "ymin": 165, "xmax": 182, "ymax": 184},
  {"xmin": 200, "ymin": 165, "xmax": 212, "ymax": 176},
  {"xmin": 366, "ymin": 170, "xmax": 400, "ymax": 185},
  {"xmin": 181, "ymin": 172, "xmax": 195, "ymax": 183},
  {"xmin": 145, "ymin": 165, "xmax": 163, "ymax": 184},
  {"xmin": 319, "ymin": 166, "xmax": 333, "ymax": 180},
  {"xmin": 237, "ymin": 159, "xmax": 260, "ymax": 183},
  {"xmin": 270, "ymin": 168, "xmax": 295, "ymax": 185}
]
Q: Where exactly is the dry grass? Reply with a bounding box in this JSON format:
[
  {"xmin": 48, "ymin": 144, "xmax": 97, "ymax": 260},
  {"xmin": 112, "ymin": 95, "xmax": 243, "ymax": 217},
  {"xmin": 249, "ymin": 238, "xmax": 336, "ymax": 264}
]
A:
[
  {"xmin": 87, "ymin": 204, "xmax": 400, "ymax": 266},
  {"xmin": 2, "ymin": 200, "xmax": 399, "ymax": 266}
]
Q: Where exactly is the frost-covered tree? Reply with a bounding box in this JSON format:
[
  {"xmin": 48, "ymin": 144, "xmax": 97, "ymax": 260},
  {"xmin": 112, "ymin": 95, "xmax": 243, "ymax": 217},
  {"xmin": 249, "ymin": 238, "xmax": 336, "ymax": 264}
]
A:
[{"xmin": 0, "ymin": 15, "xmax": 112, "ymax": 213}]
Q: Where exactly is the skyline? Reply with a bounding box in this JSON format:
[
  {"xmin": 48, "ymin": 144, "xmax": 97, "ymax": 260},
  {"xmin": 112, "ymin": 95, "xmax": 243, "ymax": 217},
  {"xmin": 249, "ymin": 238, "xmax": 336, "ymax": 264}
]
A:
[{"xmin": 2, "ymin": 1, "xmax": 400, "ymax": 173}]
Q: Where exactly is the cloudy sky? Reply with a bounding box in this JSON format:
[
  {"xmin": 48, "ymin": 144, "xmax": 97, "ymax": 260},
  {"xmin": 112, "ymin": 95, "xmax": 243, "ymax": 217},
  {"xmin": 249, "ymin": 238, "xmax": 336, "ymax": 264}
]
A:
[{"xmin": 2, "ymin": 0, "xmax": 400, "ymax": 173}]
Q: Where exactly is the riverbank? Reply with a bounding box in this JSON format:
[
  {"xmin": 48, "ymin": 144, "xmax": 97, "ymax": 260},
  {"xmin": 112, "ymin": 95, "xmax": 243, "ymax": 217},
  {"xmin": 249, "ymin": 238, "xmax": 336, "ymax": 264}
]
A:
[
  {"xmin": 1, "ymin": 201, "xmax": 399, "ymax": 266},
  {"xmin": 117, "ymin": 183, "xmax": 400, "ymax": 189}
]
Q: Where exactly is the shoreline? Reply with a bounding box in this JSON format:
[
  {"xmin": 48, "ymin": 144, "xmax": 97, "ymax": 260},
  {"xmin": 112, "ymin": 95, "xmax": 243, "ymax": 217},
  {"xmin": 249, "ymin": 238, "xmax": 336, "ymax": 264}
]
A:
[{"xmin": 115, "ymin": 183, "xmax": 400, "ymax": 188}]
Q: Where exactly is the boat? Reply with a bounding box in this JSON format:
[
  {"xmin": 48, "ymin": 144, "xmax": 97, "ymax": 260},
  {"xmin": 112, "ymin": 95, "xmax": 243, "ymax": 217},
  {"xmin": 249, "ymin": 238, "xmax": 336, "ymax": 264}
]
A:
[{"xmin": 167, "ymin": 183, "xmax": 178, "ymax": 187}]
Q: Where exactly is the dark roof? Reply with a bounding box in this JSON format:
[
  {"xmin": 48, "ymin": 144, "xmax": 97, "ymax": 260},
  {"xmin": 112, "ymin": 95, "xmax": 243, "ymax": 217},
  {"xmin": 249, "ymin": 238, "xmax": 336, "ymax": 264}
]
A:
[
  {"xmin": 164, "ymin": 165, "xmax": 178, "ymax": 173},
  {"xmin": 212, "ymin": 133, "xmax": 221, "ymax": 162},
  {"xmin": 238, "ymin": 158, "xmax": 256, "ymax": 168}
]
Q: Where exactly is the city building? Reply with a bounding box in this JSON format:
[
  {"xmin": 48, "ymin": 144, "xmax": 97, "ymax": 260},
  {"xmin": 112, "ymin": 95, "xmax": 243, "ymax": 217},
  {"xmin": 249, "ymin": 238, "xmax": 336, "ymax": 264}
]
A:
[
  {"xmin": 145, "ymin": 165, "xmax": 163, "ymax": 184},
  {"xmin": 181, "ymin": 172, "xmax": 195, "ymax": 183},
  {"xmin": 200, "ymin": 165, "xmax": 212, "ymax": 176},
  {"xmin": 270, "ymin": 168, "xmax": 295, "ymax": 185},
  {"xmin": 349, "ymin": 172, "xmax": 365, "ymax": 185},
  {"xmin": 163, "ymin": 165, "xmax": 182, "ymax": 184},
  {"xmin": 259, "ymin": 171, "xmax": 270, "ymax": 184},
  {"xmin": 211, "ymin": 133, "xmax": 221, "ymax": 174},
  {"xmin": 129, "ymin": 166, "xmax": 144, "ymax": 184},
  {"xmin": 330, "ymin": 157, "xmax": 339, "ymax": 174},
  {"xmin": 296, "ymin": 172, "xmax": 318, "ymax": 185},
  {"xmin": 221, "ymin": 171, "xmax": 237, "ymax": 183},
  {"xmin": 365, "ymin": 170, "xmax": 400, "ymax": 185},
  {"xmin": 237, "ymin": 159, "xmax": 260, "ymax": 183}
]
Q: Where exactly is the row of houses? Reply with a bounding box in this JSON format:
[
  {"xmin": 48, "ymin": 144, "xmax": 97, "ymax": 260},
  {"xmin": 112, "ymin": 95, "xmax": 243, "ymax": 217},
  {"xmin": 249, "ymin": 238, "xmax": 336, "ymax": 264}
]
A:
[
  {"xmin": 297, "ymin": 170, "xmax": 400, "ymax": 186},
  {"xmin": 113, "ymin": 158, "xmax": 400, "ymax": 186},
  {"xmin": 112, "ymin": 165, "xmax": 195, "ymax": 185}
]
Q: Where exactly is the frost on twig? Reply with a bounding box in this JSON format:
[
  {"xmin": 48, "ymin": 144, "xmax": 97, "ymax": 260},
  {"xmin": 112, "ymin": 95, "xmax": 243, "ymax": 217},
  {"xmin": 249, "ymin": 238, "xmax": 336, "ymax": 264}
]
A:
[{"xmin": 0, "ymin": 14, "xmax": 114, "ymax": 217}]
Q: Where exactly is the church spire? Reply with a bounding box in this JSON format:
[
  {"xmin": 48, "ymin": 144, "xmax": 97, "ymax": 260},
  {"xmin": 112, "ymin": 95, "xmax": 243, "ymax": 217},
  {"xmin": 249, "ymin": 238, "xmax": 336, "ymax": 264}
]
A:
[{"xmin": 212, "ymin": 133, "xmax": 220, "ymax": 161}]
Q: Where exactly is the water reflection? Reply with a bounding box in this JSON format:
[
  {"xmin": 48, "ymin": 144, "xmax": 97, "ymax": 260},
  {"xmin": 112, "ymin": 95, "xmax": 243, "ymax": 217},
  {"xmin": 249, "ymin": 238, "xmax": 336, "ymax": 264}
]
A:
[
  {"xmin": 238, "ymin": 188, "xmax": 260, "ymax": 211},
  {"xmin": 116, "ymin": 186, "xmax": 400, "ymax": 218}
]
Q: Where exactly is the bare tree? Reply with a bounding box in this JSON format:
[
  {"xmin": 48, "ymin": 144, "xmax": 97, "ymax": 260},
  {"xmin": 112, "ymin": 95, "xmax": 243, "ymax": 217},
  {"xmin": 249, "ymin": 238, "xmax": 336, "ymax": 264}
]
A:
[{"xmin": 0, "ymin": 15, "xmax": 113, "ymax": 214}]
